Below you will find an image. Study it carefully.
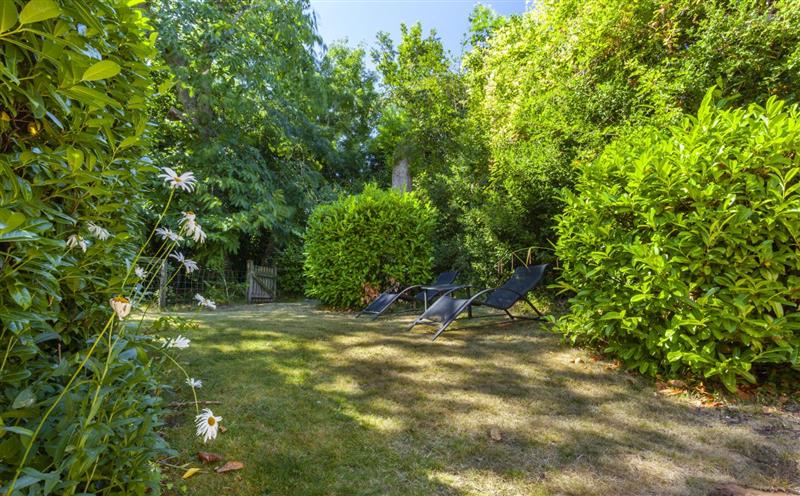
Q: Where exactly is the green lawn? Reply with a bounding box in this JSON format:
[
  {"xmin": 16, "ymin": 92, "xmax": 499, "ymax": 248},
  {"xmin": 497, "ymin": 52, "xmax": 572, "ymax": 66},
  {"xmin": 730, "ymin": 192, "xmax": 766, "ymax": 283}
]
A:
[{"xmin": 158, "ymin": 303, "xmax": 799, "ymax": 496}]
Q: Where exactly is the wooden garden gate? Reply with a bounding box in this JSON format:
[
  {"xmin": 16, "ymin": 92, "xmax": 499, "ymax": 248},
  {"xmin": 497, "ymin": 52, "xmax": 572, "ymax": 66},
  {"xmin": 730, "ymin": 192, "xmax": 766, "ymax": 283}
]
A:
[{"xmin": 247, "ymin": 260, "xmax": 277, "ymax": 303}]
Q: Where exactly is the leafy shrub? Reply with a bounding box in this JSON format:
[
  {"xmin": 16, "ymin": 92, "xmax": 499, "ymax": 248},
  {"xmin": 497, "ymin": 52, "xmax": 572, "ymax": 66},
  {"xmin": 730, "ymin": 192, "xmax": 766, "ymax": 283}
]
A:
[
  {"xmin": 304, "ymin": 185, "xmax": 435, "ymax": 308},
  {"xmin": 554, "ymin": 91, "xmax": 800, "ymax": 391},
  {"xmin": 276, "ymin": 239, "xmax": 306, "ymax": 297},
  {"xmin": 0, "ymin": 1, "xmax": 166, "ymax": 493},
  {"xmin": 456, "ymin": 0, "xmax": 800, "ymax": 268}
]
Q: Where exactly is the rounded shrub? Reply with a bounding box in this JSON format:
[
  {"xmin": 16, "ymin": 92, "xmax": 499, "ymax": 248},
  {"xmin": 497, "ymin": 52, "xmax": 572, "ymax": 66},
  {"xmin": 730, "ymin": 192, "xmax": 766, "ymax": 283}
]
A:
[
  {"xmin": 304, "ymin": 185, "xmax": 435, "ymax": 308},
  {"xmin": 554, "ymin": 91, "xmax": 800, "ymax": 391}
]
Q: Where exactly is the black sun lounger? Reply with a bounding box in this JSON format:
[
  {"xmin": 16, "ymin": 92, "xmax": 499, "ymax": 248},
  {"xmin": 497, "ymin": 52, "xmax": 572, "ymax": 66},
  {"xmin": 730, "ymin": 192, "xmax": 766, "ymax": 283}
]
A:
[
  {"xmin": 356, "ymin": 271, "xmax": 459, "ymax": 320},
  {"xmin": 405, "ymin": 264, "xmax": 548, "ymax": 340}
]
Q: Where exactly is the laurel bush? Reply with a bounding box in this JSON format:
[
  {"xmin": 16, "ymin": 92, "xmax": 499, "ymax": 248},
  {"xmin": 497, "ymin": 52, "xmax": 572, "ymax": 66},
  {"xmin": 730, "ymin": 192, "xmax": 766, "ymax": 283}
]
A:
[
  {"xmin": 0, "ymin": 1, "xmax": 169, "ymax": 493},
  {"xmin": 554, "ymin": 91, "xmax": 800, "ymax": 391},
  {"xmin": 304, "ymin": 185, "xmax": 435, "ymax": 309}
]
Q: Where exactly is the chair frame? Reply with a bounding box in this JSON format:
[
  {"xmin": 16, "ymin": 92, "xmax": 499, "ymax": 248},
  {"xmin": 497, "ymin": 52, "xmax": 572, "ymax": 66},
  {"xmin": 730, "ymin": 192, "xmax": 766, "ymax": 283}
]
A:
[
  {"xmin": 355, "ymin": 271, "xmax": 459, "ymax": 320},
  {"xmin": 405, "ymin": 265, "xmax": 547, "ymax": 340}
]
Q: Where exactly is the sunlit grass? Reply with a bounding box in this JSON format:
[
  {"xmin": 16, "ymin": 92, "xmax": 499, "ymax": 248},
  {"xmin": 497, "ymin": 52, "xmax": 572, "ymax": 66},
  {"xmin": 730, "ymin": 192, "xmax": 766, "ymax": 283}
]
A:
[{"xmin": 158, "ymin": 303, "xmax": 799, "ymax": 495}]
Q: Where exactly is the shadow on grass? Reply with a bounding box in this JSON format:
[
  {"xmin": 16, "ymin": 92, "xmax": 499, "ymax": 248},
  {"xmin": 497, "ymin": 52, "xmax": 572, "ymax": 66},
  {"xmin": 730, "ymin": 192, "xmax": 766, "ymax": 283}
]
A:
[{"xmin": 162, "ymin": 302, "xmax": 800, "ymax": 496}]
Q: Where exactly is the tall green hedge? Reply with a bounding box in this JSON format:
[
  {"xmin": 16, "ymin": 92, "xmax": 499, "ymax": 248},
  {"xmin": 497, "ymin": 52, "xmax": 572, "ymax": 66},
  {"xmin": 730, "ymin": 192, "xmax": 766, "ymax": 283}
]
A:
[
  {"xmin": 304, "ymin": 185, "xmax": 435, "ymax": 309},
  {"xmin": 0, "ymin": 1, "xmax": 166, "ymax": 493},
  {"xmin": 554, "ymin": 91, "xmax": 800, "ymax": 391}
]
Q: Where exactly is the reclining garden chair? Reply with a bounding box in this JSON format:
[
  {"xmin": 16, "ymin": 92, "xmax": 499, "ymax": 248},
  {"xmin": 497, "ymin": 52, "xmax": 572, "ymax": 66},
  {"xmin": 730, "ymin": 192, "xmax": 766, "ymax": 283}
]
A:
[
  {"xmin": 356, "ymin": 271, "xmax": 459, "ymax": 320},
  {"xmin": 405, "ymin": 264, "xmax": 548, "ymax": 340}
]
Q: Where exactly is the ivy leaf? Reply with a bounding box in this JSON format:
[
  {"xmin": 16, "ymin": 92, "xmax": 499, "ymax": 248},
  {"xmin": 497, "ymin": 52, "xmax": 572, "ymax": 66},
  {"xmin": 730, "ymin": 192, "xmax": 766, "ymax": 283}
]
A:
[
  {"xmin": 18, "ymin": 0, "xmax": 60, "ymax": 25},
  {"xmin": 81, "ymin": 60, "xmax": 121, "ymax": 82},
  {"xmin": 0, "ymin": 0, "xmax": 18, "ymax": 33}
]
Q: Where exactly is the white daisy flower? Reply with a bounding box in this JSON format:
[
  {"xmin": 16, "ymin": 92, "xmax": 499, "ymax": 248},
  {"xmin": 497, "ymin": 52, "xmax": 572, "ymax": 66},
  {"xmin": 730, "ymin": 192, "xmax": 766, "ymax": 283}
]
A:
[
  {"xmin": 155, "ymin": 227, "xmax": 184, "ymax": 243},
  {"xmin": 109, "ymin": 296, "xmax": 132, "ymax": 319},
  {"xmin": 165, "ymin": 335, "xmax": 191, "ymax": 349},
  {"xmin": 179, "ymin": 211, "xmax": 206, "ymax": 244},
  {"xmin": 135, "ymin": 266, "xmax": 147, "ymax": 279},
  {"xmin": 87, "ymin": 222, "xmax": 111, "ymax": 240},
  {"xmin": 195, "ymin": 408, "xmax": 222, "ymax": 443},
  {"xmin": 66, "ymin": 234, "xmax": 88, "ymax": 252},
  {"xmin": 158, "ymin": 167, "xmax": 197, "ymax": 192},
  {"xmin": 194, "ymin": 293, "xmax": 217, "ymax": 310},
  {"xmin": 170, "ymin": 252, "xmax": 199, "ymax": 273},
  {"xmin": 186, "ymin": 377, "xmax": 203, "ymax": 388}
]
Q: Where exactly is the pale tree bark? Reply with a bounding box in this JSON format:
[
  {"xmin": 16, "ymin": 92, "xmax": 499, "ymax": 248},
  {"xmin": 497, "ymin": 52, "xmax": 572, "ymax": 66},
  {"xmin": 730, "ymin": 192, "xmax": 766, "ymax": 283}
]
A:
[{"xmin": 391, "ymin": 157, "xmax": 412, "ymax": 192}]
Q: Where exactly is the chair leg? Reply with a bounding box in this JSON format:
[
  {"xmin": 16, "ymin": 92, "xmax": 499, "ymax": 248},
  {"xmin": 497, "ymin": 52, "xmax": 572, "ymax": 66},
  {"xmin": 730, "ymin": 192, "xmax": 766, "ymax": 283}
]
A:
[
  {"xmin": 503, "ymin": 309, "xmax": 515, "ymax": 320},
  {"xmin": 431, "ymin": 318, "xmax": 456, "ymax": 341},
  {"xmin": 405, "ymin": 317, "xmax": 424, "ymax": 332},
  {"xmin": 523, "ymin": 297, "xmax": 543, "ymax": 317}
]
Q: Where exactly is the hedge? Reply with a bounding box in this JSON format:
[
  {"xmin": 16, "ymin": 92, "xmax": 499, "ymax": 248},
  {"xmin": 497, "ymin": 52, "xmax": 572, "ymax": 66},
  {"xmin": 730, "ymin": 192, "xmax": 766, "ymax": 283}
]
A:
[
  {"xmin": 554, "ymin": 91, "xmax": 800, "ymax": 391},
  {"xmin": 304, "ymin": 185, "xmax": 435, "ymax": 309}
]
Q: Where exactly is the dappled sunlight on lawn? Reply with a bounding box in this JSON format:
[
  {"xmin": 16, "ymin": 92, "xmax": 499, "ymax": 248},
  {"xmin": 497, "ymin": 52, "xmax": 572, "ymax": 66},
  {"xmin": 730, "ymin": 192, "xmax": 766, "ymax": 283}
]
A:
[{"xmin": 160, "ymin": 302, "xmax": 800, "ymax": 496}]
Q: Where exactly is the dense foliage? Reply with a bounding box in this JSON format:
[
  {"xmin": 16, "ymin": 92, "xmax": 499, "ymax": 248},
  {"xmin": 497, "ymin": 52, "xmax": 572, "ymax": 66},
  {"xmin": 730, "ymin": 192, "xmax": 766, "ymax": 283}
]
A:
[
  {"xmin": 376, "ymin": 0, "xmax": 800, "ymax": 282},
  {"xmin": 554, "ymin": 92, "xmax": 800, "ymax": 391},
  {"xmin": 148, "ymin": 0, "xmax": 379, "ymax": 270},
  {"xmin": 3, "ymin": 2, "xmax": 800, "ymax": 492},
  {"xmin": 0, "ymin": 0, "xmax": 166, "ymax": 493},
  {"xmin": 304, "ymin": 185, "xmax": 435, "ymax": 308}
]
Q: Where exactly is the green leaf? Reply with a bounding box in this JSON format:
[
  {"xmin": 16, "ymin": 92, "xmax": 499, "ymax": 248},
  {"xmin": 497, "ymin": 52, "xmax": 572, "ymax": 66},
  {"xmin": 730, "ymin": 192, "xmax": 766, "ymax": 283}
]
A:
[
  {"xmin": 12, "ymin": 387, "xmax": 36, "ymax": 409},
  {"xmin": 0, "ymin": 211, "xmax": 26, "ymax": 232},
  {"xmin": 0, "ymin": 0, "xmax": 18, "ymax": 33},
  {"xmin": 18, "ymin": 0, "xmax": 60, "ymax": 25},
  {"xmin": 1, "ymin": 425, "xmax": 34, "ymax": 437},
  {"xmin": 10, "ymin": 286, "xmax": 32, "ymax": 309},
  {"xmin": 81, "ymin": 60, "xmax": 121, "ymax": 81},
  {"xmin": 61, "ymin": 85, "xmax": 121, "ymax": 108}
]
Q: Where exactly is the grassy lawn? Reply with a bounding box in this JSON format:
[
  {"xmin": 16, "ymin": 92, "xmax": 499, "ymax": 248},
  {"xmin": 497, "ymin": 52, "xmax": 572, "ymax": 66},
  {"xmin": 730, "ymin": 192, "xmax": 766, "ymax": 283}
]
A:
[{"xmin": 159, "ymin": 303, "xmax": 800, "ymax": 496}]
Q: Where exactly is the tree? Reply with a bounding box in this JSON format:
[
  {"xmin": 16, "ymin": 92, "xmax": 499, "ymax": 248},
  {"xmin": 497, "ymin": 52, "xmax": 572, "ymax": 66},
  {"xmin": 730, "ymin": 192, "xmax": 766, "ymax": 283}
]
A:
[{"xmin": 372, "ymin": 23, "xmax": 468, "ymax": 190}]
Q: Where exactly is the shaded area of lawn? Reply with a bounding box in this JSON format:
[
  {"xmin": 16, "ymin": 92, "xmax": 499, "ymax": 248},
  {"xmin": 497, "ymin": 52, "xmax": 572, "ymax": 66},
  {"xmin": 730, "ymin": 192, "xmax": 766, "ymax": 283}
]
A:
[{"xmin": 161, "ymin": 303, "xmax": 800, "ymax": 495}]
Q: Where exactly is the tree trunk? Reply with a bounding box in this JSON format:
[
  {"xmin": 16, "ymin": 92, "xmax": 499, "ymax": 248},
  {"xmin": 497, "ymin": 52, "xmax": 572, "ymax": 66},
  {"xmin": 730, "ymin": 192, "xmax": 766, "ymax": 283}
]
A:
[{"xmin": 391, "ymin": 157, "xmax": 412, "ymax": 192}]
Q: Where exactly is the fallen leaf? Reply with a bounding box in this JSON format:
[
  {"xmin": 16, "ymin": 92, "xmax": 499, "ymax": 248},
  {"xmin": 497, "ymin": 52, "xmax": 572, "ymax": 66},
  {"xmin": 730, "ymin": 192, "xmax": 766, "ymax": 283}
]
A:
[
  {"xmin": 489, "ymin": 428, "xmax": 502, "ymax": 442},
  {"xmin": 667, "ymin": 379, "xmax": 687, "ymax": 389},
  {"xmin": 216, "ymin": 461, "xmax": 244, "ymax": 473},
  {"xmin": 658, "ymin": 387, "xmax": 684, "ymax": 396},
  {"xmin": 572, "ymin": 357, "xmax": 585, "ymax": 364},
  {"xmin": 198, "ymin": 452, "xmax": 223, "ymax": 464},
  {"xmin": 182, "ymin": 467, "xmax": 201, "ymax": 479},
  {"xmin": 701, "ymin": 399, "xmax": 723, "ymax": 408},
  {"xmin": 219, "ymin": 425, "xmax": 228, "ymax": 433}
]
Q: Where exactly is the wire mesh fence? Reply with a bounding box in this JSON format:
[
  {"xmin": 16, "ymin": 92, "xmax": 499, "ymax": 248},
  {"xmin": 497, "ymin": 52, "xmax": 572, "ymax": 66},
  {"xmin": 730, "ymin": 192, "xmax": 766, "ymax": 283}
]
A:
[
  {"xmin": 136, "ymin": 257, "xmax": 273, "ymax": 308},
  {"xmin": 167, "ymin": 266, "xmax": 249, "ymax": 305}
]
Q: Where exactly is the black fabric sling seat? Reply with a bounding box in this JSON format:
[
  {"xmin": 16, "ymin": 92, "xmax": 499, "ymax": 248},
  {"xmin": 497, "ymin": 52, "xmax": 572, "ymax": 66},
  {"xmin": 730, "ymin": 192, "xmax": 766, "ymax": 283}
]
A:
[
  {"xmin": 357, "ymin": 270, "xmax": 459, "ymax": 320},
  {"xmin": 406, "ymin": 264, "xmax": 548, "ymax": 340}
]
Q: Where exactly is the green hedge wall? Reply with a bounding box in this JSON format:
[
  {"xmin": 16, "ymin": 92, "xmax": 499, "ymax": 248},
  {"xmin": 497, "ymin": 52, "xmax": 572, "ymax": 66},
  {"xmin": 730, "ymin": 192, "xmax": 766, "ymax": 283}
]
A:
[
  {"xmin": 0, "ymin": 1, "xmax": 166, "ymax": 493},
  {"xmin": 304, "ymin": 185, "xmax": 435, "ymax": 309},
  {"xmin": 554, "ymin": 91, "xmax": 800, "ymax": 391}
]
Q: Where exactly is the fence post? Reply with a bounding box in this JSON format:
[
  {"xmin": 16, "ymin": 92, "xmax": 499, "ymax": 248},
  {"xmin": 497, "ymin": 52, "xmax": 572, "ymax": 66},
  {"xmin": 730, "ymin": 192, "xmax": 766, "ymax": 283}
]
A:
[
  {"xmin": 246, "ymin": 260, "xmax": 254, "ymax": 304},
  {"xmin": 159, "ymin": 261, "xmax": 168, "ymax": 310}
]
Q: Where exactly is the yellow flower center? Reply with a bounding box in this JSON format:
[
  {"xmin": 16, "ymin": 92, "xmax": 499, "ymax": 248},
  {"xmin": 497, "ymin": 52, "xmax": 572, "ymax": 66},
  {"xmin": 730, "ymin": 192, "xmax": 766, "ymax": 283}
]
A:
[
  {"xmin": 207, "ymin": 417, "xmax": 216, "ymax": 426},
  {"xmin": 113, "ymin": 296, "xmax": 130, "ymax": 303}
]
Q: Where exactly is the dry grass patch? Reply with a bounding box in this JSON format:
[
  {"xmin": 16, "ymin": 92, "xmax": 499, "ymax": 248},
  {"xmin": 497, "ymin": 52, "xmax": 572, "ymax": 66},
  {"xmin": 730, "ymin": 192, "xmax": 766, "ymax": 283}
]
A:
[{"xmin": 159, "ymin": 303, "xmax": 800, "ymax": 496}]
